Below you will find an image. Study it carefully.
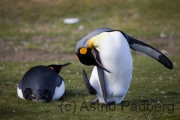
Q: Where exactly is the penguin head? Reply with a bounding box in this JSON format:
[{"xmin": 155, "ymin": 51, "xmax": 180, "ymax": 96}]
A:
[
  {"xmin": 76, "ymin": 28, "xmax": 115, "ymax": 72},
  {"xmin": 76, "ymin": 47, "xmax": 98, "ymax": 65},
  {"xmin": 24, "ymin": 88, "xmax": 52, "ymax": 102},
  {"xmin": 76, "ymin": 31, "xmax": 111, "ymax": 73},
  {"xmin": 48, "ymin": 63, "xmax": 71, "ymax": 74},
  {"xmin": 76, "ymin": 47, "xmax": 110, "ymax": 73}
]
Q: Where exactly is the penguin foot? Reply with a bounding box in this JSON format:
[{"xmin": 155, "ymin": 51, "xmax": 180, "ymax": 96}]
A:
[
  {"xmin": 90, "ymin": 98, "xmax": 99, "ymax": 105},
  {"xmin": 103, "ymin": 101, "xmax": 115, "ymax": 106},
  {"xmin": 82, "ymin": 69, "xmax": 97, "ymax": 95}
]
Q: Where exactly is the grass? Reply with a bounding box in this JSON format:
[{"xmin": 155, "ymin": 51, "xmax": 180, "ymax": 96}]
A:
[
  {"xmin": 0, "ymin": 0, "xmax": 180, "ymax": 53},
  {"xmin": 0, "ymin": 0, "xmax": 180, "ymax": 120},
  {"xmin": 0, "ymin": 56, "xmax": 180, "ymax": 120}
]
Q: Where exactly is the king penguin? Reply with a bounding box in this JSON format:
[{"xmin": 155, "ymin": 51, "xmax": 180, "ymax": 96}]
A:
[
  {"xmin": 17, "ymin": 63, "xmax": 71, "ymax": 102},
  {"xmin": 76, "ymin": 28, "xmax": 173, "ymax": 106}
]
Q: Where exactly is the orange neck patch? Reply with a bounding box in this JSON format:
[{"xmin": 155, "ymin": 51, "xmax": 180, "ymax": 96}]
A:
[{"xmin": 88, "ymin": 37, "xmax": 95, "ymax": 49}]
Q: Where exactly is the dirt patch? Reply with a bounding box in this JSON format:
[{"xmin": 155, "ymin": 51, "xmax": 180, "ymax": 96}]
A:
[
  {"xmin": 0, "ymin": 40, "xmax": 76, "ymax": 62},
  {"xmin": 0, "ymin": 50, "xmax": 76, "ymax": 62},
  {"xmin": 0, "ymin": 37, "xmax": 179, "ymax": 63}
]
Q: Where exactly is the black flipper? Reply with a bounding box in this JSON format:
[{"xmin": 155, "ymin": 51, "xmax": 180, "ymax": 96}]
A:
[
  {"xmin": 95, "ymin": 49, "xmax": 108, "ymax": 104},
  {"xmin": 121, "ymin": 31, "xmax": 173, "ymax": 69},
  {"xmin": 82, "ymin": 69, "xmax": 97, "ymax": 95}
]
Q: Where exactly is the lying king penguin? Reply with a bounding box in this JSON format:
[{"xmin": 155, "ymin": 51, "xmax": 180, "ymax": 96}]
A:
[
  {"xmin": 76, "ymin": 28, "xmax": 173, "ymax": 106},
  {"xmin": 17, "ymin": 63, "xmax": 71, "ymax": 102}
]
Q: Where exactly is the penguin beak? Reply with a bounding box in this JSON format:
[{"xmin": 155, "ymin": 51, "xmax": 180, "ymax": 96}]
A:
[
  {"xmin": 97, "ymin": 65, "xmax": 108, "ymax": 103},
  {"xmin": 48, "ymin": 63, "xmax": 71, "ymax": 74},
  {"xmin": 60, "ymin": 63, "xmax": 71, "ymax": 71},
  {"xmin": 76, "ymin": 47, "xmax": 110, "ymax": 73}
]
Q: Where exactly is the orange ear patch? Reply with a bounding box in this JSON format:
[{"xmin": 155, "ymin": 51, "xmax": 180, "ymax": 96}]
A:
[
  {"xmin": 49, "ymin": 67, "xmax": 54, "ymax": 70},
  {"xmin": 80, "ymin": 48, "xmax": 87, "ymax": 54}
]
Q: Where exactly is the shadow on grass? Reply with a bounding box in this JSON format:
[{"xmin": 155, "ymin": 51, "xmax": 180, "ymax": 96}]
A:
[{"xmin": 57, "ymin": 88, "xmax": 89, "ymax": 101}]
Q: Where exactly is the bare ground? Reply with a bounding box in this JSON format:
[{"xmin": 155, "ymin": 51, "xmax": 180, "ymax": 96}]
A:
[
  {"xmin": 0, "ymin": 50, "xmax": 76, "ymax": 62},
  {"xmin": 0, "ymin": 40, "xmax": 76, "ymax": 63},
  {"xmin": 0, "ymin": 37, "xmax": 179, "ymax": 63}
]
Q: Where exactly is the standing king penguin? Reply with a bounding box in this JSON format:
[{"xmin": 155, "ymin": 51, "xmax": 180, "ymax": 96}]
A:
[
  {"xmin": 76, "ymin": 28, "xmax": 173, "ymax": 106},
  {"xmin": 17, "ymin": 63, "xmax": 71, "ymax": 102}
]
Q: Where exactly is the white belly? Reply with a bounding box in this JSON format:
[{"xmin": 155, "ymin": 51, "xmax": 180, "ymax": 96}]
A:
[
  {"xmin": 52, "ymin": 81, "xmax": 65, "ymax": 101},
  {"xmin": 89, "ymin": 31, "xmax": 132, "ymax": 104},
  {"xmin": 17, "ymin": 86, "xmax": 25, "ymax": 100}
]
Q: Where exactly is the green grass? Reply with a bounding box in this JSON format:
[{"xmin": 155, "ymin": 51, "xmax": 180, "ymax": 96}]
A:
[
  {"xmin": 0, "ymin": 56, "xmax": 180, "ymax": 120},
  {"xmin": 0, "ymin": 0, "xmax": 180, "ymax": 53},
  {"xmin": 0, "ymin": 0, "xmax": 180, "ymax": 120}
]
